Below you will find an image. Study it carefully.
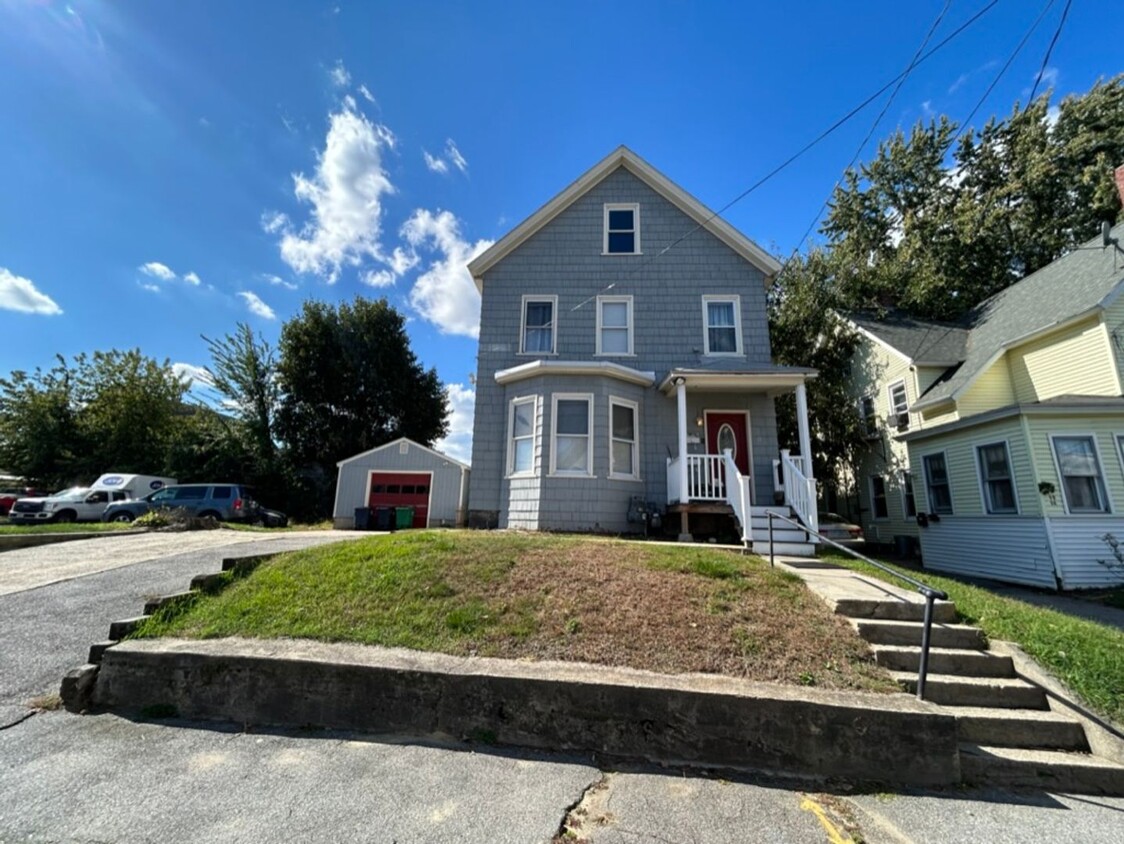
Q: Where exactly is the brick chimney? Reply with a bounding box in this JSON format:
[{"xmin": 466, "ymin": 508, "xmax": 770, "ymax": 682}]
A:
[{"xmin": 1116, "ymin": 164, "xmax": 1124, "ymax": 209}]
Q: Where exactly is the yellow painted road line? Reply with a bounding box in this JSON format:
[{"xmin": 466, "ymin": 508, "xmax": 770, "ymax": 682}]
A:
[{"xmin": 800, "ymin": 796, "xmax": 852, "ymax": 844}]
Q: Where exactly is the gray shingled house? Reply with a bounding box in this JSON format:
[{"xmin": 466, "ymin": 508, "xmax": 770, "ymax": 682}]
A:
[
  {"xmin": 841, "ymin": 220, "xmax": 1124, "ymax": 589},
  {"xmin": 465, "ymin": 147, "xmax": 819, "ymax": 553}
]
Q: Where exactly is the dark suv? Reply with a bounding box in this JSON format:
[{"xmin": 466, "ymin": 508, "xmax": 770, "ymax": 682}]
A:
[{"xmin": 102, "ymin": 483, "xmax": 261, "ymax": 523}]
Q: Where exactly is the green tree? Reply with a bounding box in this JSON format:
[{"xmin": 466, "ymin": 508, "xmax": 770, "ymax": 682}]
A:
[
  {"xmin": 203, "ymin": 323, "xmax": 280, "ymax": 473},
  {"xmin": 0, "ymin": 357, "xmax": 81, "ymax": 487}
]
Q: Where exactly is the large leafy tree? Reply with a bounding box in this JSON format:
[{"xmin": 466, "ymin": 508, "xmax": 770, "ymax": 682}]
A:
[
  {"xmin": 275, "ymin": 297, "xmax": 448, "ymax": 511},
  {"xmin": 0, "ymin": 357, "xmax": 81, "ymax": 487},
  {"xmin": 203, "ymin": 323, "xmax": 280, "ymax": 473}
]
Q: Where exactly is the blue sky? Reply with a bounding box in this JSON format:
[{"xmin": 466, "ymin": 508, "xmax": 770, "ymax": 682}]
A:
[{"xmin": 1, "ymin": 0, "xmax": 1120, "ymax": 462}]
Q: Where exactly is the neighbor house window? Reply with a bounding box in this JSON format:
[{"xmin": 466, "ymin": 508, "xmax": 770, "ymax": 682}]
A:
[
  {"xmin": 551, "ymin": 394, "xmax": 593, "ymax": 476},
  {"xmin": 977, "ymin": 442, "xmax": 1018, "ymax": 514},
  {"xmin": 520, "ymin": 296, "xmax": 557, "ymax": 354},
  {"xmin": 603, "ymin": 203, "xmax": 639, "ymax": 254},
  {"xmin": 870, "ymin": 475, "xmax": 889, "ymax": 519},
  {"xmin": 507, "ymin": 397, "xmax": 537, "ymax": 476},
  {"xmin": 609, "ymin": 398, "xmax": 639, "ymax": 480},
  {"xmin": 902, "ymin": 471, "xmax": 917, "ymax": 518},
  {"xmin": 702, "ymin": 295, "xmax": 742, "ymax": 355},
  {"xmin": 1052, "ymin": 435, "xmax": 1109, "ymax": 513},
  {"xmin": 859, "ymin": 395, "xmax": 878, "ymax": 437},
  {"xmin": 597, "ymin": 296, "xmax": 633, "ymax": 355},
  {"xmin": 923, "ymin": 453, "xmax": 953, "ymax": 515},
  {"xmin": 887, "ymin": 381, "xmax": 910, "ymax": 432}
]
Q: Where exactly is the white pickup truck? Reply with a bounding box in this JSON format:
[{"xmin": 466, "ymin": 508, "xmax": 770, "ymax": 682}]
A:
[{"xmin": 7, "ymin": 474, "xmax": 176, "ymax": 524}]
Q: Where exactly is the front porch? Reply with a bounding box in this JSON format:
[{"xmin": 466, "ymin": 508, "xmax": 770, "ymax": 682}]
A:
[{"xmin": 659, "ymin": 367, "xmax": 819, "ymax": 550}]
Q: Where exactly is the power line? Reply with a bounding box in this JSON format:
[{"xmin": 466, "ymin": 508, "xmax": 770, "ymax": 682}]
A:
[{"xmin": 1028, "ymin": 0, "xmax": 1072, "ymax": 102}]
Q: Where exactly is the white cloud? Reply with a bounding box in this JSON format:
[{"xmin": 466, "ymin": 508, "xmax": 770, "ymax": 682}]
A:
[
  {"xmin": 445, "ymin": 139, "xmax": 468, "ymax": 174},
  {"xmin": 183, "ymin": 271, "xmax": 202, "ymax": 286},
  {"xmin": 261, "ymin": 273, "xmax": 298, "ymax": 291},
  {"xmin": 402, "ymin": 209, "xmax": 493, "ymax": 338},
  {"xmin": 0, "ymin": 267, "xmax": 63, "ymax": 315},
  {"xmin": 362, "ymin": 269, "xmax": 396, "ymax": 288},
  {"xmin": 330, "ymin": 60, "xmax": 351, "ymax": 87},
  {"xmin": 272, "ymin": 103, "xmax": 398, "ymax": 284},
  {"xmin": 433, "ymin": 382, "xmax": 475, "ymax": 465},
  {"xmin": 389, "ymin": 246, "xmax": 419, "ymax": 275},
  {"xmin": 921, "ymin": 100, "xmax": 935, "ymax": 119},
  {"xmin": 173, "ymin": 362, "xmax": 213, "ymax": 388},
  {"xmin": 1037, "ymin": 66, "xmax": 1059, "ymax": 92},
  {"xmin": 139, "ymin": 282, "xmax": 161, "ymax": 293},
  {"xmin": 358, "ymin": 84, "xmax": 376, "ymax": 104},
  {"xmin": 1046, "ymin": 105, "xmax": 1061, "ymax": 128},
  {"xmin": 139, "ymin": 261, "xmax": 176, "ymax": 281},
  {"xmin": 238, "ymin": 291, "xmax": 277, "ymax": 320},
  {"xmin": 423, "ymin": 150, "xmax": 449, "ymax": 174}
]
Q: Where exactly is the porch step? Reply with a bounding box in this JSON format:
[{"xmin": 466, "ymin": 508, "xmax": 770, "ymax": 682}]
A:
[
  {"xmin": 889, "ymin": 671, "xmax": 1048, "ymax": 709},
  {"xmin": 747, "ymin": 527, "xmax": 809, "ymax": 544},
  {"xmin": 750, "ymin": 506, "xmax": 793, "ymax": 516},
  {"xmin": 872, "ymin": 645, "xmax": 1015, "ymax": 678},
  {"xmin": 750, "ymin": 541, "xmax": 817, "ymax": 558},
  {"xmin": 959, "ymin": 744, "xmax": 1124, "ymax": 795},
  {"xmin": 953, "ymin": 707, "xmax": 1089, "ymax": 751},
  {"xmin": 834, "ymin": 598, "xmax": 958, "ymax": 623},
  {"xmin": 853, "ymin": 618, "xmax": 986, "ymax": 650}
]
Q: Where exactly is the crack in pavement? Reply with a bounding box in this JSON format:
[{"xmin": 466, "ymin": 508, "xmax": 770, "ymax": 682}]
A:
[
  {"xmin": 554, "ymin": 771, "xmax": 611, "ymax": 842},
  {"xmin": 0, "ymin": 710, "xmax": 38, "ymax": 731}
]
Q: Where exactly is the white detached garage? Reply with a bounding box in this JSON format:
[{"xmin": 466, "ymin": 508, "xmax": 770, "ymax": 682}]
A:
[{"xmin": 333, "ymin": 438, "xmax": 471, "ymax": 530}]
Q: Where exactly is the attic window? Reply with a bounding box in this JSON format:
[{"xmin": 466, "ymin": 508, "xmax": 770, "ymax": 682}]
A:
[{"xmin": 604, "ymin": 204, "xmax": 640, "ymax": 254}]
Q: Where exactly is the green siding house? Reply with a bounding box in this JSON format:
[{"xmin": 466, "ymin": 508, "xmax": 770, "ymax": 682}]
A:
[{"xmin": 844, "ymin": 221, "xmax": 1124, "ymax": 590}]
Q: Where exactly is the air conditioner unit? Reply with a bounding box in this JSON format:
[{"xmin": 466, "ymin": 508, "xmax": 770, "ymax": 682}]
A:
[{"xmin": 889, "ymin": 412, "xmax": 910, "ymax": 431}]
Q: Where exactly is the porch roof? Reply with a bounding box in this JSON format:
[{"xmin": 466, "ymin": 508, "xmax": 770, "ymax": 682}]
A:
[{"xmin": 658, "ymin": 365, "xmax": 817, "ymax": 395}]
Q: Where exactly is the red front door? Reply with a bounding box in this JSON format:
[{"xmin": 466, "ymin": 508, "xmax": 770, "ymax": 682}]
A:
[
  {"xmin": 705, "ymin": 412, "xmax": 750, "ymax": 476},
  {"xmin": 368, "ymin": 472, "xmax": 430, "ymax": 528}
]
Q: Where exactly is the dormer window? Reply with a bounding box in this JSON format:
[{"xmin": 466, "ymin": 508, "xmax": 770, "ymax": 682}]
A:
[{"xmin": 603, "ymin": 203, "xmax": 640, "ymax": 254}]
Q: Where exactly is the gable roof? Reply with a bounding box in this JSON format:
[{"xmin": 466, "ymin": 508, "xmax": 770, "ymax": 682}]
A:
[
  {"xmin": 336, "ymin": 437, "xmax": 470, "ymax": 471},
  {"xmin": 467, "ymin": 146, "xmax": 782, "ymax": 290},
  {"xmin": 913, "ymin": 221, "xmax": 1124, "ymax": 410},
  {"xmin": 846, "ymin": 311, "xmax": 970, "ymax": 366}
]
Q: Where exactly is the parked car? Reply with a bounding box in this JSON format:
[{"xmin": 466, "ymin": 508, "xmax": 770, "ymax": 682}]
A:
[
  {"xmin": 817, "ymin": 513, "xmax": 864, "ymax": 545},
  {"xmin": 257, "ymin": 508, "xmax": 289, "ymax": 528},
  {"xmin": 102, "ymin": 483, "xmax": 261, "ymax": 523},
  {"xmin": 0, "ymin": 486, "xmax": 48, "ymax": 517},
  {"xmin": 7, "ymin": 487, "xmax": 96, "ymax": 524}
]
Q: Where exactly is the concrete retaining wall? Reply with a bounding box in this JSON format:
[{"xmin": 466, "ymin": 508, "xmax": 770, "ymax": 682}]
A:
[{"xmin": 94, "ymin": 637, "xmax": 960, "ymax": 787}]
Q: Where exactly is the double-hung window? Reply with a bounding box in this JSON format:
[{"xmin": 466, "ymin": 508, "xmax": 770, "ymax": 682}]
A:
[
  {"xmin": 887, "ymin": 381, "xmax": 910, "ymax": 432},
  {"xmin": 859, "ymin": 396, "xmax": 878, "ymax": 437},
  {"xmin": 870, "ymin": 475, "xmax": 889, "ymax": 519},
  {"xmin": 597, "ymin": 296, "xmax": 633, "ymax": 355},
  {"xmin": 923, "ymin": 453, "xmax": 953, "ymax": 514},
  {"xmin": 521, "ymin": 296, "xmax": 557, "ymax": 354},
  {"xmin": 507, "ymin": 397, "xmax": 537, "ymax": 476},
  {"xmin": 551, "ymin": 395, "xmax": 593, "ymax": 476},
  {"xmin": 609, "ymin": 398, "xmax": 639, "ymax": 480},
  {"xmin": 977, "ymin": 442, "xmax": 1018, "ymax": 514},
  {"xmin": 603, "ymin": 204, "xmax": 639, "ymax": 254},
  {"xmin": 902, "ymin": 471, "xmax": 917, "ymax": 517},
  {"xmin": 702, "ymin": 295, "xmax": 742, "ymax": 355},
  {"xmin": 1052, "ymin": 435, "xmax": 1109, "ymax": 513}
]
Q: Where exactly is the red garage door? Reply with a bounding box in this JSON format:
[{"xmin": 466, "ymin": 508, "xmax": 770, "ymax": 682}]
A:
[{"xmin": 368, "ymin": 472, "xmax": 431, "ymax": 528}]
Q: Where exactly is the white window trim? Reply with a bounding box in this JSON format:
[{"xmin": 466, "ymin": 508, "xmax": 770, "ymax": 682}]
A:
[
  {"xmin": 701, "ymin": 295, "xmax": 744, "ymax": 357},
  {"xmin": 887, "ymin": 380, "xmax": 910, "ymax": 431},
  {"xmin": 901, "ymin": 469, "xmax": 917, "ymax": 518},
  {"xmin": 869, "ymin": 474, "xmax": 889, "ymax": 521},
  {"xmin": 550, "ymin": 393, "xmax": 595, "ymax": 478},
  {"xmin": 602, "ymin": 203, "xmax": 641, "ymax": 255},
  {"xmin": 506, "ymin": 395, "xmax": 538, "ymax": 478},
  {"xmin": 858, "ymin": 394, "xmax": 879, "ymax": 437},
  {"xmin": 595, "ymin": 295, "xmax": 634, "ymax": 357},
  {"xmin": 922, "ymin": 450, "xmax": 954, "ymax": 515},
  {"xmin": 975, "ymin": 440, "xmax": 1020, "ymax": 515},
  {"xmin": 1048, "ymin": 432, "xmax": 1112, "ymax": 515},
  {"xmin": 608, "ymin": 396, "xmax": 641, "ymax": 481},
  {"xmin": 518, "ymin": 294, "xmax": 558, "ymax": 356}
]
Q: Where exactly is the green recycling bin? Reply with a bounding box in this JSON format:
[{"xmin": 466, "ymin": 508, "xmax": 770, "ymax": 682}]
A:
[{"xmin": 395, "ymin": 506, "xmax": 415, "ymax": 530}]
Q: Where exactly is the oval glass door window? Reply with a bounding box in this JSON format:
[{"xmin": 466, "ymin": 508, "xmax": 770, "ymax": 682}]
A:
[{"xmin": 717, "ymin": 423, "xmax": 736, "ymax": 458}]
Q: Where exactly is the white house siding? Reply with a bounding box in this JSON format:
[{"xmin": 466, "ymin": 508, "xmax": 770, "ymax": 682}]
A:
[
  {"xmin": 918, "ymin": 516, "xmax": 1058, "ymax": 589},
  {"xmin": 333, "ymin": 441, "xmax": 468, "ymax": 529},
  {"xmin": 1046, "ymin": 517, "xmax": 1124, "ymax": 589}
]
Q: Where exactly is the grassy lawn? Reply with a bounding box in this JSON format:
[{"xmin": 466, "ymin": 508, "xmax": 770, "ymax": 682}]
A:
[
  {"xmin": 821, "ymin": 552, "xmax": 1124, "ymax": 724},
  {"xmin": 135, "ymin": 531, "xmax": 897, "ymax": 692},
  {"xmin": 0, "ymin": 521, "xmax": 137, "ymax": 534}
]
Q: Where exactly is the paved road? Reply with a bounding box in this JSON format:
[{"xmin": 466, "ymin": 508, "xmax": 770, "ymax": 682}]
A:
[{"xmin": 2, "ymin": 530, "xmax": 1123, "ymax": 842}]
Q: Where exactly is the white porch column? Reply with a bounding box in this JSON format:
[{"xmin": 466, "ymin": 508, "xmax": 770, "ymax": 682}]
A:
[
  {"xmin": 795, "ymin": 380, "xmax": 812, "ymax": 476},
  {"xmin": 675, "ymin": 378, "xmax": 691, "ymax": 540}
]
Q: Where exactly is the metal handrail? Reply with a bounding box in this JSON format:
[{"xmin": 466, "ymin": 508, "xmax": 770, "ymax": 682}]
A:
[{"xmin": 764, "ymin": 509, "xmax": 948, "ymax": 702}]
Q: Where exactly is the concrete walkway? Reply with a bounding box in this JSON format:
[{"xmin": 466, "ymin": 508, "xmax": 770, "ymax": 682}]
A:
[{"xmin": 773, "ymin": 555, "xmax": 943, "ymax": 614}]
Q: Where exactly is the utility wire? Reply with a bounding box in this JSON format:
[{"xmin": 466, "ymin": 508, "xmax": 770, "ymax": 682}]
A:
[{"xmin": 1028, "ymin": 0, "xmax": 1072, "ymax": 102}]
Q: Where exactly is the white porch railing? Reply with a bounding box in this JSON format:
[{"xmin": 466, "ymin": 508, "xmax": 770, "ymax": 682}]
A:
[
  {"xmin": 666, "ymin": 453, "xmax": 753, "ymax": 541},
  {"xmin": 780, "ymin": 449, "xmax": 818, "ymax": 534},
  {"xmin": 722, "ymin": 450, "xmax": 753, "ymax": 542}
]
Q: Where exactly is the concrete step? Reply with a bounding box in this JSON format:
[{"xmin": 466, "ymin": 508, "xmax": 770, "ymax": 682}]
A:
[
  {"xmin": 835, "ymin": 598, "xmax": 958, "ymax": 624},
  {"xmin": 854, "ymin": 618, "xmax": 986, "ymax": 650},
  {"xmin": 750, "ymin": 541, "xmax": 817, "ymax": 558},
  {"xmin": 890, "ymin": 672, "xmax": 1048, "ymax": 709},
  {"xmin": 960, "ymin": 744, "xmax": 1124, "ymax": 795},
  {"xmin": 873, "ymin": 645, "xmax": 1015, "ymax": 678},
  {"xmin": 746, "ymin": 527, "xmax": 810, "ymax": 543},
  {"xmin": 750, "ymin": 506, "xmax": 793, "ymax": 516},
  {"xmin": 954, "ymin": 707, "xmax": 1089, "ymax": 751}
]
